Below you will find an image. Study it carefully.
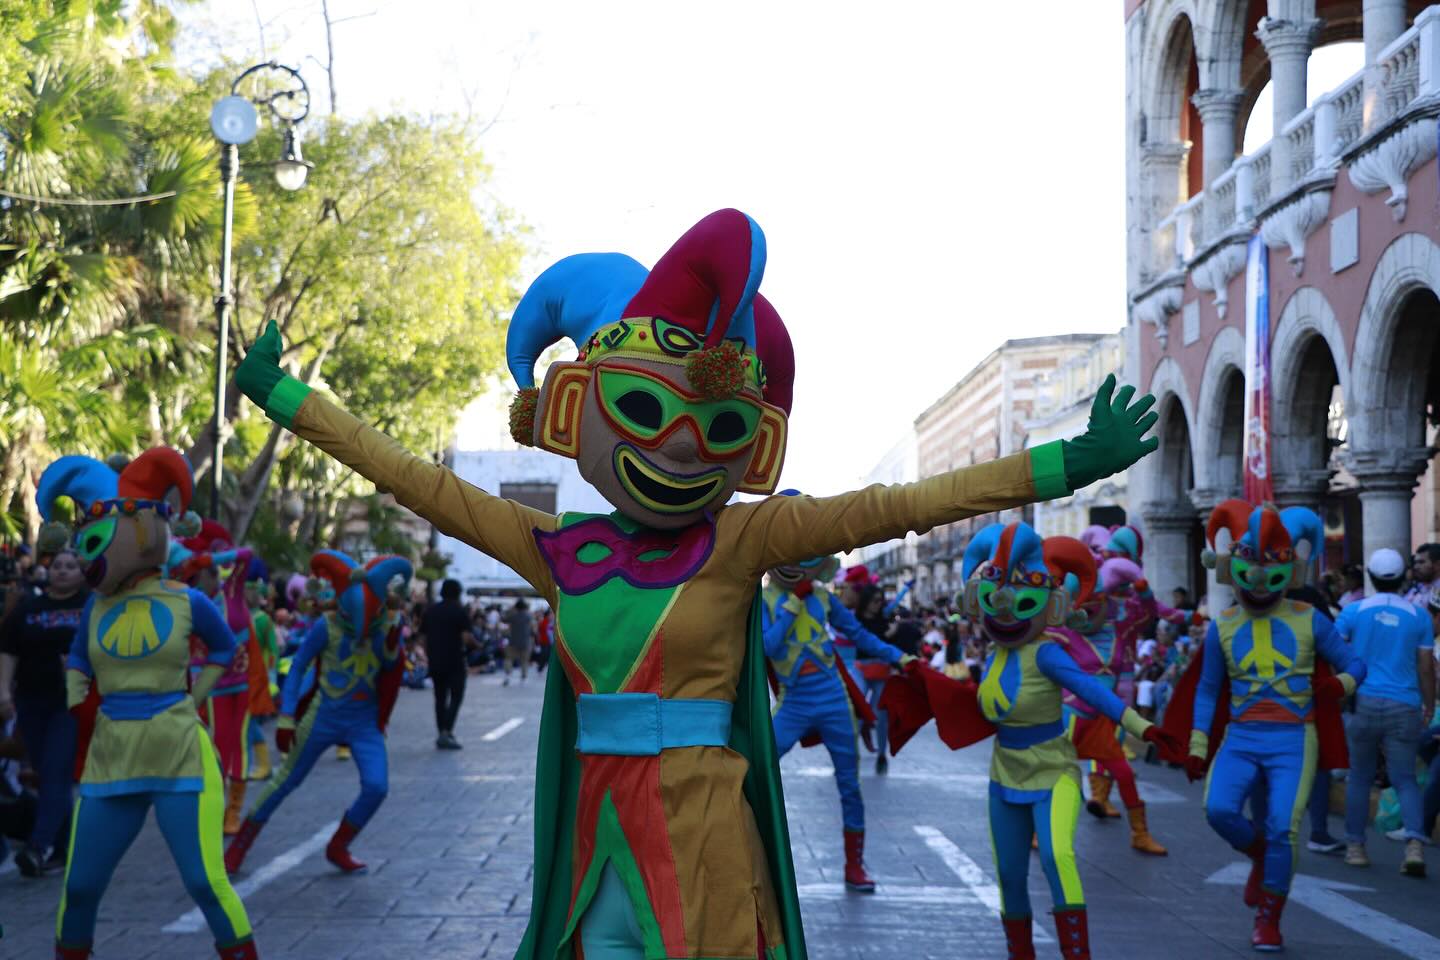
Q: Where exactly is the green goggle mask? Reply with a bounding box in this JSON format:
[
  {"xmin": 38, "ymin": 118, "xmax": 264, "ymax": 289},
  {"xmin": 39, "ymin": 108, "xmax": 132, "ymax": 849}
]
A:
[
  {"xmin": 976, "ymin": 581, "xmax": 1052, "ymax": 620},
  {"xmin": 1231, "ymin": 558, "xmax": 1294, "ymax": 594},
  {"xmin": 74, "ymin": 517, "xmax": 118, "ymax": 564},
  {"xmin": 595, "ymin": 365, "xmax": 762, "ymax": 461}
]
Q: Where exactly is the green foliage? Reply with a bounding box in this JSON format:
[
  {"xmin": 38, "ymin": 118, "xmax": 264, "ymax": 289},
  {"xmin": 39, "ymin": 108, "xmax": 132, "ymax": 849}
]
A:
[{"xmin": 0, "ymin": 1, "xmax": 525, "ymax": 549}]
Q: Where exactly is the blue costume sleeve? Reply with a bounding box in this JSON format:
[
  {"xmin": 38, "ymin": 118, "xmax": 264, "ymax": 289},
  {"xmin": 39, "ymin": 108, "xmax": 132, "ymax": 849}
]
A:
[
  {"xmin": 188, "ymin": 588, "xmax": 236, "ymax": 666},
  {"xmin": 280, "ymin": 617, "xmax": 329, "ymax": 716},
  {"xmin": 762, "ymin": 602, "xmax": 797, "ymax": 660},
  {"xmin": 828, "ymin": 600, "xmax": 902, "ymax": 664},
  {"xmin": 65, "ymin": 594, "xmax": 97, "ymax": 675},
  {"xmin": 1333, "ymin": 602, "xmax": 1355, "ymax": 641},
  {"xmin": 1312, "ymin": 608, "xmax": 1366, "ymax": 685},
  {"xmin": 883, "ymin": 581, "xmax": 913, "ymax": 617},
  {"xmin": 1192, "ymin": 620, "xmax": 1225, "ymax": 735},
  {"xmin": 1036, "ymin": 641, "xmax": 1127, "ymax": 723}
]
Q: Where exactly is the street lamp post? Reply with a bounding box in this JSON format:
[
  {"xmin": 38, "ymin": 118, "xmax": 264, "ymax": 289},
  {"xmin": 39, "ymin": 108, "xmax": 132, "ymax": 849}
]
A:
[{"xmin": 208, "ymin": 62, "xmax": 314, "ymax": 518}]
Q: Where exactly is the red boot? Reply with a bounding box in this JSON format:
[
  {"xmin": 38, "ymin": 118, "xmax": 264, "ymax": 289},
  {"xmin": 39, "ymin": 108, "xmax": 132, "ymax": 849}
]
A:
[
  {"xmin": 843, "ymin": 829, "xmax": 875, "ymax": 893},
  {"xmin": 1052, "ymin": 908, "xmax": 1090, "ymax": 960},
  {"xmin": 225, "ymin": 817, "xmax": 264, "ymax": 876},
  {"xmin": 1242, "ymin": 834, "xmax": 1267, "ymax": 908},
  {"xmin": 1001, "ymin": 915, "xmax": 1036, "ymax": 960},
  {"xmin": 1252, "ymin": 889, "xmax": 1286, "ymax": 952},
  {"xmin": 216, "ymin": 937, "xmax": 259, "ymax": 959},
  {"xmin": 325, "ymin": 817, "xmax": 368, "ymax": 873},
  {"xmin": 55, "ymin": 944, "xmax": 92, "ymax": 960}
]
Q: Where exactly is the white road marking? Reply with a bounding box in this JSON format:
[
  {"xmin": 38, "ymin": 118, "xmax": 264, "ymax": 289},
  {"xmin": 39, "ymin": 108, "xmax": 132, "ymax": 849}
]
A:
[
  {"xmin": 1206, "ymin": 861, "xmax": 1440, "ymax": 959},
  {"xmin": 482, "ymin": 717, "xmax": 524, "ymax": 742},
  {"xmin": 913, "ymin": 825, "xmax": 1054, "ymax": 943},
  {"xmin": 163, "ymin": 821, "xmax": 339, "ymax": 934}
]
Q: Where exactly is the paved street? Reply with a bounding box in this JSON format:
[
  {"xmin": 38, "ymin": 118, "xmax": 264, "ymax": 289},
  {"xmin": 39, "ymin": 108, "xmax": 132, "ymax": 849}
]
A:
[{"xmin": 3, "ymin": 674, "xmax": 1439, "ymax": 959}]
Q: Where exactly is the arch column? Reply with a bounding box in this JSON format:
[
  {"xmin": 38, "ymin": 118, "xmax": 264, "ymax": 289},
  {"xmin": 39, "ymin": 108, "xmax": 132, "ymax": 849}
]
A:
[
  {"xmin": 1190, "ymin": 88, "xmax": 1244, "ymax": 188},
  {"xmin": 1140, "ymin": 500, "xmax": 1196, "ymax": 600},
  {"xmin": 1346, "ymin": 447, "xmax": 1433, "ymax": 564},
  {"xmin": 1271, "ymin": 469, "xmax": 1332, "ymax": 510},
  {"xmin": 1258, "ymin": 17, "xmax": 1323, "ymax": 195},
  {"xmin": 1363, "ymin": 0, "xmax": 1408, "ymax": 64}
]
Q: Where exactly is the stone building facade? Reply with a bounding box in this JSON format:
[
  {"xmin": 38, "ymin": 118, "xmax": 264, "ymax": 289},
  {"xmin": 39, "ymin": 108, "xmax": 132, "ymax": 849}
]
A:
[
  {"xmin": 1125, "ymin": 0, "xmax": 1440, "ymax": 602},
  {"xmin": 910, "ymin": 334, "xmax": 1113, "ymax": 605}
]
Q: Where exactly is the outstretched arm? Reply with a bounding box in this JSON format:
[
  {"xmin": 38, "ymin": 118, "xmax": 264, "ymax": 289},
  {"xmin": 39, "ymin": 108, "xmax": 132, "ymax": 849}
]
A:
[
  {"xmin": 1189, "ymin": 621, "xmax": 1226, "ymax": 756},
  {"xmin": 827, "ymin": 601, "xmax": 903, "ymax": 665},
  {"xmin": 883, "ymin": 581, "xmax": 913, "ymax": 618},
  {"xmin": 237, "ymin": 323, "xmax": 557, "ymax": 594},
  {"xmin": 1036, "ymin": 641, "xmax": 1150, "ymax": 739},
  {"xmin": 280, "ymin": 618, "xmax": 329, "ymax": 717},
  {"xmin": 723, "ymin": 376, "xmax": 1158, "ymax": 575}
]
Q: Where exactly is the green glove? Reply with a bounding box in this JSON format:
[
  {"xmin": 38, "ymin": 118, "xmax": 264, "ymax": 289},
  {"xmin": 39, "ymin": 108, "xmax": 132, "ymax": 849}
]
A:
[
  {"xmin": 1060, "ymin": 374, "xmax": 1159, "ymax": 491},
  {"xmin": 236, "ymin": 321, "xmax": 311, "ymax": 428}
]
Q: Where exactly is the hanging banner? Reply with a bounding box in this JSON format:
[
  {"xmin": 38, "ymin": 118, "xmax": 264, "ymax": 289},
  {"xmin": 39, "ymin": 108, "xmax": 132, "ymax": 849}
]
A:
[{"xmin": 1242, "ymin": 231, "xmax": 1273, "ymax": 502}]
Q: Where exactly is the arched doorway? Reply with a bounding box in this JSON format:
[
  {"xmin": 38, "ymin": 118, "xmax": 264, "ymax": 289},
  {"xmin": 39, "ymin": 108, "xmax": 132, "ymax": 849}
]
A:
[
  {"xmin": 1214, "ymin": 368, "xmax": 1246, "ymax": 494},
  {"xmin": 1146, "ymin": 394, "xmax": 1205, "ymax": 602}
]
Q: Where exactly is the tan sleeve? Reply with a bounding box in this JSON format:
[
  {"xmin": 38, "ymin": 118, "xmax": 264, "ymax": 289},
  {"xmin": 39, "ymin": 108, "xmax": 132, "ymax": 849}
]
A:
[
  {"xmin": 292, "ymin": 392, "xmax": 557, "ymax": 595},
  {"xmin": 718, "ymin": 450, "xmax": 1047, "ymax": 579}
]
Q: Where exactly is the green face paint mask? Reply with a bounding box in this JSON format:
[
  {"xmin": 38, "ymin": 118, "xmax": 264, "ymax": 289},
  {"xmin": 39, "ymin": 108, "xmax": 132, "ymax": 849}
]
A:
[
  {"xmin": 1232, "ymin": 558, "xmax": 1293, "ymax": 595},
  {"xmin": 595, "ymin": 365, "xmax": 762, "ymax": 460},
  {"xmin": 977, "ymin": 582, "xmax": 1051, "ymax": 620},
  {"xmin": 75, "ymin": 517, "xmax": 118, "ymax": 564}
]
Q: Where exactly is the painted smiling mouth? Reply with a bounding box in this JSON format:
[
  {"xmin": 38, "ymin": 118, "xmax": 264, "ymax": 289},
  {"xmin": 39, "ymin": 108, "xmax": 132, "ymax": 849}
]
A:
[
  {"xmin": 614, "ymin": 446, "xmax": 725, "ymax": 512},
  {"xmin": 84, "ymin": 557, "xmax": 107, "ymax": 588},
  {"xmin": 983, "ymin": 614, "xmax": 1032, "ymax": 643},
  {"xmin": 1240, "ymin": 589, "xmax": 1284, "ymax": 612}
]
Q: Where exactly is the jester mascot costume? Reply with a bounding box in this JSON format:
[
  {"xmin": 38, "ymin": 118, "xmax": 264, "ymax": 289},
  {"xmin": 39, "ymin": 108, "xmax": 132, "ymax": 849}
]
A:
[
  {"xmin": 37, "ymin": 450, "xmax": 257, "ymax": 960},
  {"xmin": 762, "ymin": 539, "xmax": 905, "ymax": 893},
  {"xmin": 1050, "ymin": 564, "xmax": 1166, "ymax": 855},
  {"xmin": 224, "ymin": 550, "xmax": 411, "ymax": 875},
  {"xmin": 232, "ymin": 207, "xmax": 1158, "ymax": 960},
  {"xmin": 881, "ymin": 525, "xmax": 1182, "ymax": 960},
  {"xmin": 1161, "ymin": 502, "xmax": 1363, "ymax": 952}
]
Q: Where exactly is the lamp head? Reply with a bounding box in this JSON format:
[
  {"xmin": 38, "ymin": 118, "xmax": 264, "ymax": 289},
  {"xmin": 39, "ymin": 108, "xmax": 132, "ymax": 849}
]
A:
[{"xmin": 274, "ymin": 124, "xmax": 313, "ymax": 191}]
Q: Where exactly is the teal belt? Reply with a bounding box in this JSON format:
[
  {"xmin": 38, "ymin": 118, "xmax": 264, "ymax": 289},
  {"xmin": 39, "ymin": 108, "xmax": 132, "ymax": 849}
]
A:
[{"xmin": 575, "ymin": 693, "xmax": 732, "ymax": 756}]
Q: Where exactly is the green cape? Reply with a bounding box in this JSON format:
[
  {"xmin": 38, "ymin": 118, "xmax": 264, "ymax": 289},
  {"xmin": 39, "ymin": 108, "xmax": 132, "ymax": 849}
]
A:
[{"xmin": 516, "ymin": 594, "xmax": 807, "ymax": 960}]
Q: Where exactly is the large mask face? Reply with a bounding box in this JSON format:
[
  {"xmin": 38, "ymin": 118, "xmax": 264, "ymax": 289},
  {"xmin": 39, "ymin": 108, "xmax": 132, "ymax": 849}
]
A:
[
  {"xmin": 768, "ymin": 555, "xmax": 840, "ymax": 591},
  {"xmin": 963, "ymin": 562, "xmax": 1067, "ymax": 648},
  {"xmin": 536, "ymin": 355, "xmax": 787, "ymax": 529},
  {"xmin": 72, "ymin": 498, "xmax": 176, "ymax": 595}
]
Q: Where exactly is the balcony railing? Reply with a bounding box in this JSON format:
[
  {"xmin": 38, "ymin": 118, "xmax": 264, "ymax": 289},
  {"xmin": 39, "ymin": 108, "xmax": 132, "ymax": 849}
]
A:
[{"xmin": 1150, "ymin": 7, "xmax": 1440, "ymax": 277}]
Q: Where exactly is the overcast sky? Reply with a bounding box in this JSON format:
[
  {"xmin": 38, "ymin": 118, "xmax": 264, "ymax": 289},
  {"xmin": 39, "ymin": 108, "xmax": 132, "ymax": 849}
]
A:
[{"xmin": 180, "ymin": 2, "xmax": 1364, "ymax": 497}]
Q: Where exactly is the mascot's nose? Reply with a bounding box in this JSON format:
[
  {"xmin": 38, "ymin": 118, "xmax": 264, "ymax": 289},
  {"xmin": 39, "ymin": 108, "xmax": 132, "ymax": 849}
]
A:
[
  {"xmin": 990, "ymin": 588, "xmax": 1016, "ymax": 614},
  {"xmin": 658, "ymin": 424, "xmax": 701, "ymax": 463}
]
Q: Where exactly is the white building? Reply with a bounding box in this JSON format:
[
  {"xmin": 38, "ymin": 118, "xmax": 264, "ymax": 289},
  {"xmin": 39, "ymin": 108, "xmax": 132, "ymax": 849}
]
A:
[
  {"xmin": 1024, "ymin": 335, "xmax": 1129, "ymax": 539},
  {"xmin": 849, "ymin": 433, "xmax": 920, "ymax": 592},
  {"xmin": 435, "ymin": 448, "xmax": 612, "ymax": 593}
]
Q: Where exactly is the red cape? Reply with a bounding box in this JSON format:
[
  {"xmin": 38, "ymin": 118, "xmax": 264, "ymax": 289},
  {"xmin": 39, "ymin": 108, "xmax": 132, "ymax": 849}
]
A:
[
  {"xmin": 1158, "ymin": 644, "xmax": 1349, "ymax": 769},
  {"xmin": 765, "ymin": 661, "xmax": 877, "ymax": 748},
  {"xmin": 878, "ymin": 662, "xmax": 995, "ymax": 755}
]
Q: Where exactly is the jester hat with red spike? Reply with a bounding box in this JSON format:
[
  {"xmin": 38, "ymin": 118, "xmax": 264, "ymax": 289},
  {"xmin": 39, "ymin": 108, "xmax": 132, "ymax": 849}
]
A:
[
  {"xmin": 961, "ymin": 521, "xmax": 1095, "ymax": 635},
  {"xmin": 1205, "ymin": 499, "xmax": 1322, "ymax": 594}
]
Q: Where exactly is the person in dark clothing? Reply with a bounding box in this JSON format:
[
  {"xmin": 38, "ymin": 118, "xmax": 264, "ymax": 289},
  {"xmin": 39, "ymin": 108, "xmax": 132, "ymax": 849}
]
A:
[
  {"xmin": 419, "ymin": 579, "xmax": 474, "ymax": 750},
  {"xmin": 0, "ymin": 548, "xmax": 89, "ymax": 875}
]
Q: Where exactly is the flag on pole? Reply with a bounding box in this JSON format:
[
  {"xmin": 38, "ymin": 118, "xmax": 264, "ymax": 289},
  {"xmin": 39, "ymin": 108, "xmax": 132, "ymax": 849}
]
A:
[{"xmin": 1242, "ymin": 232, "xmax": 1273, "ymax": 503}]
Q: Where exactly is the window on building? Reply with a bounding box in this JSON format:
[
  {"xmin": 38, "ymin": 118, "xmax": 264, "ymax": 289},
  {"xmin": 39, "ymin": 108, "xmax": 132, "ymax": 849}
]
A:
[{"xmin": 500, "ymin": 482, "xmax": 558, "ymax": 514}]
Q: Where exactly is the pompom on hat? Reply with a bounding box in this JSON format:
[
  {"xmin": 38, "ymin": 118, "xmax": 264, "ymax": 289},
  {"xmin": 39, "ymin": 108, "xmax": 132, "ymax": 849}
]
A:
[{"xmin": 504, "ymin": 210, "xmax": 795, "ymax": 444}]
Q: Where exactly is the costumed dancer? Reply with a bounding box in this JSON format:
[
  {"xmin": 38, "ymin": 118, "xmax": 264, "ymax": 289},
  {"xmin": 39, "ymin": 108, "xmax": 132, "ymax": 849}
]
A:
[
  {"xmin": 224, "ymin": 550, "xmax": 410, "ymax": 875},
  {"xmin": 1160, "ymin": 502, "xmax": 1364, "ymax": 952},
  {"xmin": 233, "ymin": 208, "xmax": 1158, "ymax": 960},
  {"xmin": 1051, "ymin": 569, "xmax": 1166, "ymax": 854},
  {"xmin": 762, "ymin": 538, "xmax": 908, "ymax": 893},
  {"xmin": 1084, "ymin": 549, "xmax": 1186, "ymax": 817},
  {"xmin": 39, "ymin": 450, "xmax": 258, "ymax": 960},
  {"xmin": 881, "ymin": 524, "xmax": 1181, "ymax": 960},
  {"xmin": 244, "ymin": 564, "xmax": 279, "ymax": 780}
]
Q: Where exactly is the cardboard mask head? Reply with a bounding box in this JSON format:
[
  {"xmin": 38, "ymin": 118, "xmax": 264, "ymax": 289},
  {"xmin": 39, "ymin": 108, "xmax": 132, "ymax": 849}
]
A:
[
  {"xmin": 506, "ymin": 210, "xmax": 794, "ymax": 528},
  {"xmin": 960, "ymin": 523, "xmax": 1096, "ymax": 648},
  {"xmin": 1205, "ymin": 500, "xmax": 1319, "ymax": 615},
  {"xmin": 310, "ymin": 549, "xmax": 413, "ymax": 639},
  {"xmin": 37, "ymin": 448, "xmax": 193, "ymax": 596}
]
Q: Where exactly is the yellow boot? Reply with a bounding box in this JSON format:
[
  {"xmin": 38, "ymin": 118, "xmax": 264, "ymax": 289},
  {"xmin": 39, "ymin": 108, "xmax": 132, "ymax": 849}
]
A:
[
  {"xmin": 1086, "ymin": 773, "xmax": 1121, "ymax": 818},
  {"xmin": 1128, "ymin": 804, "xmax": 1167, "ymax": 855},
  {"xmin": 224, "ymin": 779, "xmax": 247, "ymax": 836},
  {"xmin": 249, "ymin": 740, "xmax": 273, "ymax": 781},
  {"xmin": 335, "ymin": 745, "xmax": 352, "ymax": 761}
]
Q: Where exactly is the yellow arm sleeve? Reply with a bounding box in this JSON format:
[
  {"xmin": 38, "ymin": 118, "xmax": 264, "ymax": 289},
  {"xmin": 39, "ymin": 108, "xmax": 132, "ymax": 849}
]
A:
[
  {"xmin": 291, "ymin": 392, "xmax": 557, "ymax": 595},
  {"xmin": 719, "ymin": 448, "xmax": 1057, "ymax": 578},
  {"xmin": 1119, "ymin": 706, "xmax": 1152, "ymax": 741}
]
